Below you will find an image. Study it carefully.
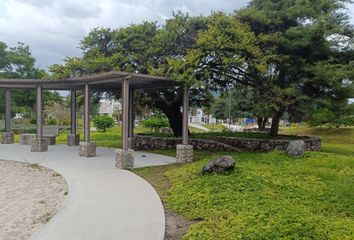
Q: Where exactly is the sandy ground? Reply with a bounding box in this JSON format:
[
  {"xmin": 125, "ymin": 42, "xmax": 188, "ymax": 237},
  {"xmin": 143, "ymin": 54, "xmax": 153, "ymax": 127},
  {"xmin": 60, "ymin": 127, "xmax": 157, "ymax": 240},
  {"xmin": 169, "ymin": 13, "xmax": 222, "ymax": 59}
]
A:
[{"xmin": 0, "ymin": 160, "xmax": 68, "ymax": 240}]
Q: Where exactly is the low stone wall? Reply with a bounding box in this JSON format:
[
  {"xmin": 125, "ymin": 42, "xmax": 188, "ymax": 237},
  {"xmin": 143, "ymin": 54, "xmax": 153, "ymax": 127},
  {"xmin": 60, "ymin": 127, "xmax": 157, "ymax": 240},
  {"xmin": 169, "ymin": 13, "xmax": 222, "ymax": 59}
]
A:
[
  {"xmin": 216, "ymin": 136, "xmax": 321, "ymax": 152},
  {"xmin": 131, "ymin": 135, "xmax": 321, "ymax": 152},
  {"xmin": 131, "ymin": 135, "xmax": 241, "ymax": 152}
]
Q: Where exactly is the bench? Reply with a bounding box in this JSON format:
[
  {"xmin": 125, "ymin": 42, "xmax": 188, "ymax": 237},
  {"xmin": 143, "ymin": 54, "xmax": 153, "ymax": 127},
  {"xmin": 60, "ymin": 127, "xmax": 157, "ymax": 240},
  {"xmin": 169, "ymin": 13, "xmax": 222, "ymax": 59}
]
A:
[{"xmin": 20, "ymin": 125, "xmax": 59, "ymax": 145}]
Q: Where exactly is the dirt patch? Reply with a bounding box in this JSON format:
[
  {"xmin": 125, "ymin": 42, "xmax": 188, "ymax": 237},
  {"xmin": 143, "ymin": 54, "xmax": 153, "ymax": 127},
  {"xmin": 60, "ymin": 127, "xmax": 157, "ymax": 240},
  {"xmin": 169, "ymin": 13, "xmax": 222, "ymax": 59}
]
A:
[
  {"xmin": 132, "ymin": 163, "xmax": 195, "ymax": 239},
  {"xmin": 164, "ymin": 206, "xmax": 196, "ymax": 240}
]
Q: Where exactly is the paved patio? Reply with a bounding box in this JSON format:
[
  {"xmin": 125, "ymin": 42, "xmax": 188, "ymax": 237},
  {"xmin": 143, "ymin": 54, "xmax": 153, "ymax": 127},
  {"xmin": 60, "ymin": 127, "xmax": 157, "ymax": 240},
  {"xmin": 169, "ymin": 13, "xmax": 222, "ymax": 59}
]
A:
[{"xmin": 0, "ymin": 144, "xmax": 176, "ymax": 240}]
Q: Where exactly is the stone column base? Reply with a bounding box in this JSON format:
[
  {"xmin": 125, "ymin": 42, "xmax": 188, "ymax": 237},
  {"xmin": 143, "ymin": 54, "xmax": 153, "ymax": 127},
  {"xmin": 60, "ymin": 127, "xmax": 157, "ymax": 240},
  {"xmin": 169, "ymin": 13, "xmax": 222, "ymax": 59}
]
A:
[
  {"xmin": 2, "ymin": 132, "xmax": 14, "ymax": 144},
  {"xmin": 67, "ymin": 134, "xmax": 80, "ymax": 146},
  {"xmin": 115, "ymin": 149, "xmax": 134, "ymax": 169},
  {"xmin": 176, "ymin": 144, "xmax": 193, "ymax": 163},
  {"xmin": 79, "ymin": 141, "xmax": 96, "ymax": 157},
  {"xmin": 31, "ymin": 138, "xmax": 49, "ymax": 152}
]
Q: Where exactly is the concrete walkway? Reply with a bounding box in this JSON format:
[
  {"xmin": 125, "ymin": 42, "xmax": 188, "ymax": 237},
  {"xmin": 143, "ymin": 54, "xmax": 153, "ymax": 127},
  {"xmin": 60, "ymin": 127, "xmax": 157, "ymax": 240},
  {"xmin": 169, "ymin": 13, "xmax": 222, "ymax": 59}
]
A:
[
  {"xmin": 0, "ymin": 144, "xmax": 176, "ymax": 240},
  {"xmin": 189, "ymin": 123, "xmax": 210, "ymax": 132}
]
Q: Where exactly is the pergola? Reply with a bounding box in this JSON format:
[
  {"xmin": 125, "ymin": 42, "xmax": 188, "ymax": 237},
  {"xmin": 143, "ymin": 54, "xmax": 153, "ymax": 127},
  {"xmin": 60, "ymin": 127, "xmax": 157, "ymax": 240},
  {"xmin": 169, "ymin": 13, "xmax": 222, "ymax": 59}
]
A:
[{"xmin": 0, "ymin": 71, "xmax": 193, "ymax": 167}]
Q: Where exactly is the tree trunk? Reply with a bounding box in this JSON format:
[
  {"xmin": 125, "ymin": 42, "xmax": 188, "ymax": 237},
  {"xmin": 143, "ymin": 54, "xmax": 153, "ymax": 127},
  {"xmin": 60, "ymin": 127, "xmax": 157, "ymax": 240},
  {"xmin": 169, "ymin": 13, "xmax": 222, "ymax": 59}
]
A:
[
  {"xmin": 257, "ymin": 117, "xmax": 268, "ymax": 131},
  {"xmin": 164, "ymin": 107, "xmax": 184, "ymax": 137},
  {"xmin": 149, "ymin": 89, "xmax": 185, "ymax": 137},
  {"xmin": 262, "ymin": 118, "xmax": 267, "ymax": 130},
  {"xmin": 257, "ymin": 118, "xmax": 263, "ymax": 130},
  {"xmin": 270, "ymin": 111, "xmax": 282, "ymax": 136}
]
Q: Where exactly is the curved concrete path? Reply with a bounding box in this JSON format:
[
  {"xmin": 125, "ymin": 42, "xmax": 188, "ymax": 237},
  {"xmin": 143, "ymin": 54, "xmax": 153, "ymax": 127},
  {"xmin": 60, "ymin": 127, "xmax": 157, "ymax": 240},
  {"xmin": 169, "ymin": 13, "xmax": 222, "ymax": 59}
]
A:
[{"xmin": 0, "ymin": 144, "xmax": 176, "ymax": 240}]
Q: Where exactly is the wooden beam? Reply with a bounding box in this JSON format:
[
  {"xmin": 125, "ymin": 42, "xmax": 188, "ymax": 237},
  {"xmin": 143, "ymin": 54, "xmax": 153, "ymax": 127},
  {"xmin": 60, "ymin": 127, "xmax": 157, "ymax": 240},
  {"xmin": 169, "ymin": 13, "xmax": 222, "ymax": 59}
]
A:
[
  {"xmin": 182, "ymin": 86, "xmax": 189, "ymax": 145},
  {"xmin": 4, "ymin": 88, "xmax": 11, "ymax": 132},
  {"xmin": 122, "ymin": 78, "xmax": 130, "ymax": 150},
  {"xmin": 84, "ymin": 85, "xmax": 90, "ymax": 142},
  {"xmin": 71, "ymin": 90, "xmax": 77, "ymax": 134},
  {"xmin": 36, "ymin": 85, "xmax": 43, "ymax": 138}
]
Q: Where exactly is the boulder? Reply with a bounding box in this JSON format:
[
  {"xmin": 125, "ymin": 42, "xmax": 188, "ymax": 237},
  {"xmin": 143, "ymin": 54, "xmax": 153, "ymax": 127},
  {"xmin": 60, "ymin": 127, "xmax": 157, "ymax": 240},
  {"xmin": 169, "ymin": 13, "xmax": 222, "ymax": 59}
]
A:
[
  {"xmin": 202, "ymin": 156, "xmax": 235, "ymax": 175},
  {"xmin": 287, "ymin": 140, "xmax": 305, "ymax": 157}
]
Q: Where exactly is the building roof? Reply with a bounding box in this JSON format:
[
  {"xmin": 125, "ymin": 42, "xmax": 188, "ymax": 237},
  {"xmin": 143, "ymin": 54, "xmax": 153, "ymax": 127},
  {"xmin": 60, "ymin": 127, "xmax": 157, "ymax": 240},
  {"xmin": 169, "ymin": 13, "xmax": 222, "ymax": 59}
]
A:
[{"xmin": 0, "ymin": 71, "xmax": 178, "ymax": 90}]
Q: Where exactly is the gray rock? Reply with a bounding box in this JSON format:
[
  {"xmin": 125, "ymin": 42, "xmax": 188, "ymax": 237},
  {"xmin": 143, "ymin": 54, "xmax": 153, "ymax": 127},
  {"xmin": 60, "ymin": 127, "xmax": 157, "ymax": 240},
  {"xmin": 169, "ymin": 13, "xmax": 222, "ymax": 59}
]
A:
[
  {"xmin": 202, "ymin": 156, "xmax": 235, "ymax": 175},
  {"xmin": 287, "ymin": 140, "xmax": 306, "ymax": 157}
]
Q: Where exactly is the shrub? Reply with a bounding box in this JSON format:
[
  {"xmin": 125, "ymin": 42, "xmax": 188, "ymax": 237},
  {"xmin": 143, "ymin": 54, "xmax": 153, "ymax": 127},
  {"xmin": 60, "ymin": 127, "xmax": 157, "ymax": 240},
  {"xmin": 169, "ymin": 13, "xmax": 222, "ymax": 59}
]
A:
[
  {"xmin": 141, "ymin": 115, "xmax": 169, "ymax": 133},
  {"xmin": 29, "ymin": 118, "xmax": 36, "ymax": 124},
  {"xmin": 92, "ymin": 115, "xmax": 115, "ymax": 132},
  {"xmin": 47, "ymin": 117, "xmax": 57, "ymax": 125}
]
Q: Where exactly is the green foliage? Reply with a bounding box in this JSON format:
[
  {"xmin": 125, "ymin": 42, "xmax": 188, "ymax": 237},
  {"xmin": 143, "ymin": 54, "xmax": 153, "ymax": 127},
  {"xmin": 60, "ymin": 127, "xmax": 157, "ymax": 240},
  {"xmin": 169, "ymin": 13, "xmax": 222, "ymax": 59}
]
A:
[
  {"xmin": 92, "ymin": 115, "xmax": 115, "ymax": 132},
  {"xmin": 29, "ymin": 118, "xmax": 36, "ymax": 125},
  {"xmin": 0, "ymin": 41, "xmax": 64, "ymax": 117},
  {"xmin": 46, "ymin": 117, "xmax": 57, "ymax": 125},
  {"xmin": 141, "ymin": 115, "xmax": 169, "ymax": 132},
  {"xmin": 165, "ymin": 151, "xmax": 354, "ymax": 239}
]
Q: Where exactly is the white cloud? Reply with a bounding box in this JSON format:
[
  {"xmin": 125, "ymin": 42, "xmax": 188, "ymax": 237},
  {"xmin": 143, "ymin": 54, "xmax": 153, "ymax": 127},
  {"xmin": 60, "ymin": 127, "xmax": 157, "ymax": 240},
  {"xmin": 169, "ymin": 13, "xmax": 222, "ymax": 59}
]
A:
[{"xmin": 0, "ymin": 0, "xmax": 352, "ymax": 69}]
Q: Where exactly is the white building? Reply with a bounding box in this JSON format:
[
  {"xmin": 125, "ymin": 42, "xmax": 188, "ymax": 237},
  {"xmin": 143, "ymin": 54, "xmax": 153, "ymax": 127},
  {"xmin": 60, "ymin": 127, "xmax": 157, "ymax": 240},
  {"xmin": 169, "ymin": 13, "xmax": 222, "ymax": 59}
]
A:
[
  {"xmin": 98, "ymin": 100, "xmax": 121, "ymax": 117},
  {"xmin": 189, "ymin": 108, "xmax": 216, "ymax": 124}
]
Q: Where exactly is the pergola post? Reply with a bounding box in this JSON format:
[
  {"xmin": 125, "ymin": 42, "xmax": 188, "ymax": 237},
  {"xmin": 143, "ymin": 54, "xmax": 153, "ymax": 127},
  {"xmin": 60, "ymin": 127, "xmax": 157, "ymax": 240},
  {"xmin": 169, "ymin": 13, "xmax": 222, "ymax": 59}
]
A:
[
  {"xmin": 79, "ymin": 84, "xmax": 96, "ymax": 157},
  {"xmin": 67, "ymin": 90, "xmax": 80, "ymax": 146},
  {"xmin": 116, "ymin": 77, "xmax": 134, "ymax": 169},
  {"xmin": 128, "ymin": 88, "xmax": 134, "ymax": 138},
  {"xmin": 2, "ymin": 88, "xmax": 14, "ymax": 144},
  {"xmin": 31, "ymin": 85, "xmax": 48, "ymax": 152},
  {"xmin": 176, "ymin": 86, "xmax": 193, "ymax": 163}
]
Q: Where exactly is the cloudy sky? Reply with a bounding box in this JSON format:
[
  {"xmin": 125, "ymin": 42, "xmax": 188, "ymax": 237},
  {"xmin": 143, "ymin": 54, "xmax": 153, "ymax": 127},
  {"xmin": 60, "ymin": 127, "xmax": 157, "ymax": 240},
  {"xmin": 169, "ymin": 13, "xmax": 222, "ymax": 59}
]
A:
[{"xmin": 0, "ymin": 0, "xmax": 353, "ymax": 69}]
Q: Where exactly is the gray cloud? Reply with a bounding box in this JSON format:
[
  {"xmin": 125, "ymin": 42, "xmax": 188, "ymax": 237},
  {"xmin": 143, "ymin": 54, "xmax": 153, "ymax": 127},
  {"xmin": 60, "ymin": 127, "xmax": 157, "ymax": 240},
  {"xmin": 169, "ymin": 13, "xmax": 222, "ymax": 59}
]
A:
[{"xmin": 0, "ymin": 0, "xmax": 352, "ymax": 69}]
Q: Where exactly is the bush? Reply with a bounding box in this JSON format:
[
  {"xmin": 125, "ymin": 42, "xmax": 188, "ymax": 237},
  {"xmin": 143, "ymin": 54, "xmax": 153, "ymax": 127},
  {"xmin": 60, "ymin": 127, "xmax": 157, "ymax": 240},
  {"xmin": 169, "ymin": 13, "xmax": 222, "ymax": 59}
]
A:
[
  {"xmin": 29, "ymin": 118, "xmax": 36, "ymax": 124},
  {"xmin": 141, "ymin": 115, "xmax": 169, "ymax": 133},
  {"xmin": 47, "ymin": 117, "xmax": 57, "ymax": 125},
  {"xmin": 92, "ymin": 115, "xmax": 115, "ymax": 132}
]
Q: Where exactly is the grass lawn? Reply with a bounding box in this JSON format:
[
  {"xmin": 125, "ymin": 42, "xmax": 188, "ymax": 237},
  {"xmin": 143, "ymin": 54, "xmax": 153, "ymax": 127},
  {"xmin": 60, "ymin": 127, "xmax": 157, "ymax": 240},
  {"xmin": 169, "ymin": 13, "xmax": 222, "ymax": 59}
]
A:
[
  {"xmin": 133, "ymin": 126, "xmax": 354, "ymax": 239},
  {"xmin": 280, "ymin": 126, "xmax": 354, "ymax": 156}
]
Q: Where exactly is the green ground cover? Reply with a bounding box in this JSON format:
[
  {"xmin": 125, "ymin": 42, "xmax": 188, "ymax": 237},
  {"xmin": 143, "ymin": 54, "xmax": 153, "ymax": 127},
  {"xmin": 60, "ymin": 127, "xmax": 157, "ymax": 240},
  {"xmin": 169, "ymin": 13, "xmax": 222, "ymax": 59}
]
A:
[{"xmin": 134, "ymin": 126, "xmax": 354, "ymax": 239}]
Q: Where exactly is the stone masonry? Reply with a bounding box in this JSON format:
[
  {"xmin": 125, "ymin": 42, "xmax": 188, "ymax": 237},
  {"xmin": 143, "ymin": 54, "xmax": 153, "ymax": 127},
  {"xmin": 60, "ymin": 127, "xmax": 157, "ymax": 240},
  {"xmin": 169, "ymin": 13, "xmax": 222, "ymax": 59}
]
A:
[
  {"xmin": 79, "ymin": 141, "xmax": 96, "ymax": 157},
  {"xmin": 132, "ymin": 136, "xmax": 240, "ymax": 151},
  {"xmin": 67, "ymin": 134, "xmax": 80, "ymax": 146},
  {"xmin": 31, "ymin": 138, "xmax": 48, "ymax": 152},
  {"xmin": 131, "ymin": 135, "xmax": 321, "ymax": 153},
  {"xmin": 1, "ymin": 132, "xmax": 14, "ymax": 144},
  {"xmin": 176, "ymin": 144, "xmax": 193, "ymax": 163},
  {"xmin": 115, "ymin": 149, "xmax": 135, "ymax": 169},
  {"xmin": 217, "ymin": 136, "xmax": 321, "ymax": 152}
]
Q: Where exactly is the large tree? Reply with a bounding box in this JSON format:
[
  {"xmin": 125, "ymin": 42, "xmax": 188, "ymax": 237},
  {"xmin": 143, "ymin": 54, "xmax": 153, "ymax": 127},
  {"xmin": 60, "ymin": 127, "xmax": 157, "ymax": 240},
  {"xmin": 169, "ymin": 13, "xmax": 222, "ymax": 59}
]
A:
[
  {"xmin": 49, "ymin": 12, "xmax": 211, "ymax": 136},
  {"xmin": 178, "ymin": 0, "xmax": 354, "ymax": 135},
  {"xmin": 0, "ymin": 42, "xmax": 49, "ymax": 118}
]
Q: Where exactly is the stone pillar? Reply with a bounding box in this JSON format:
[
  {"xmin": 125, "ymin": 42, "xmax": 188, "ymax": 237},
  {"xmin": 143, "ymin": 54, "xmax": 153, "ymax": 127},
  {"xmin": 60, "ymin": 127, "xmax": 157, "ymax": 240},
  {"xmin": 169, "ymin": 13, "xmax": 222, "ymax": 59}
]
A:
[
  {"xmin": 31, "ymin": 138, "xmax": 48, "ymax": 152},
  {"xmin": 31, "ymin": 85, "xmax": 47, "ymax": 152},
  {"xmin": 116, "ymin": 77, "xmax": 135, "ymax": 168},
  {"xmin": 80, "ymin": 84, "xmax": 96, "ymax": 157},
  {"xmin": 176, "ymin": 144, "xmax": 193, "ymax": 163},
  {"xmin": 2, "ymin": 88, "xmax": 14, "ymax": 144},
  {"xmin": 67, "ymin": 90, "xmax": 80, "ymax": 146},
  {"xmin": 176, "ymin": 86, "xmax": 193, "ymax": 163},
  {"xmin": 115, "ymin": 149, "xmax": 134, "ymax": 169},
  {"xmin": 79, "ymin": 141, "xmax": 96, "ymax": 157},
  {"xmin": 2, "ymin": 132, "xmax": 14, "ymax": 144}
]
